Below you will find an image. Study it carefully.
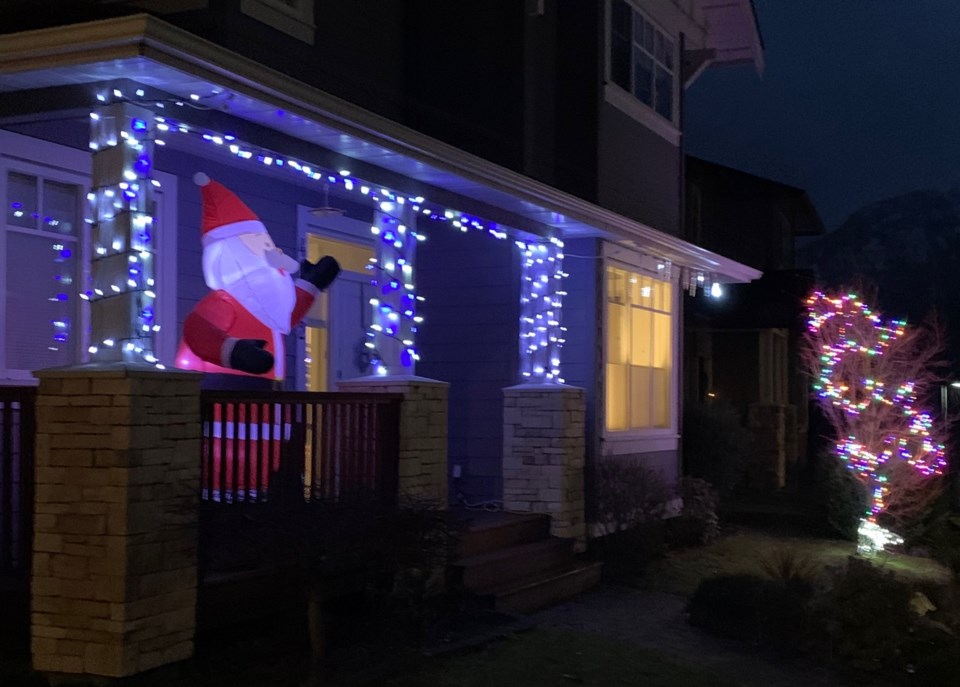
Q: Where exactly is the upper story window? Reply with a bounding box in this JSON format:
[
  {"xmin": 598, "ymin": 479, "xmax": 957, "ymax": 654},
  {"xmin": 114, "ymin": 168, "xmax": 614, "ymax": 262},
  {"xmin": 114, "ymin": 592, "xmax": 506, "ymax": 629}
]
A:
[
  {"xmin": 609, "ymin": 0, "xmax": 675, "ymax": 121},
  {"xmin": 240, "ymin": 0, "xmax": 315, "ymax": 45}
]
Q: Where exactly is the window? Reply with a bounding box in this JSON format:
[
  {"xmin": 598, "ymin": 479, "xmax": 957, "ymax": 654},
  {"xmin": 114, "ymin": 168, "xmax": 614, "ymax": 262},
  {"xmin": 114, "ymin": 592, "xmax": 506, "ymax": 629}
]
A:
[
  {"xmin": 2, "ymin": 166, "xmax": 85, "ymax": 378},
  {"xmin": 609, "ymin": 0, "xmax": 675, "ymax": 121},
  {"xmin": 240, "ymin": 0, "xmax": 315, "ymax": 44},
  {"xmin": 0, "ymin": 132, "xmax": 178, "ymax": 380},
  {"xmin": 605, "ymin": 265, "xmax": 673, "ymax": 431}
]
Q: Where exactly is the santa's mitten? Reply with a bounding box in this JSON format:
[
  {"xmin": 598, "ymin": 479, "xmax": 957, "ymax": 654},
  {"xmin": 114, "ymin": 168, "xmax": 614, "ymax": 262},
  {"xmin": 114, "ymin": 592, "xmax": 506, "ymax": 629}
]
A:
[
  {"xmin": 299, "ymin": 256, "xmax": 341, "ymax": 291},
  {"xmin": 228, "ymin": 338, "xmax": 274, "ymax": 374}
]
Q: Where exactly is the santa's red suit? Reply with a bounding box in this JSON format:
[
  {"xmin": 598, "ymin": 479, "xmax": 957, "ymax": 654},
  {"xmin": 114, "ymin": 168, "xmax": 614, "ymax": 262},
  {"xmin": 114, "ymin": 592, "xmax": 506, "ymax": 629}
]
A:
[
  {"xmin": 175, "ymin": 174, "xmax": 339, "ymax": 502},
  {"xmin": 176, "ymin": 286, "xmax": 316, "ymax": 381}
]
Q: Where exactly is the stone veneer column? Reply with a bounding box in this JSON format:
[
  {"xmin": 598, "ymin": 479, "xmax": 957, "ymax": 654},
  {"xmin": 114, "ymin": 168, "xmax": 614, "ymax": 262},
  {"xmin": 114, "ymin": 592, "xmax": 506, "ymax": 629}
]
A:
[
  {"xmin": 31, "ymin": 364, "xmax": 201, "ymax": 677},
  {"xmin": 337, "ymin": 376, "xmax": 448, "ymax": 505},
  {"xmin": 502, "ymin": 384, "xmax": 586, "ymax": 551}
]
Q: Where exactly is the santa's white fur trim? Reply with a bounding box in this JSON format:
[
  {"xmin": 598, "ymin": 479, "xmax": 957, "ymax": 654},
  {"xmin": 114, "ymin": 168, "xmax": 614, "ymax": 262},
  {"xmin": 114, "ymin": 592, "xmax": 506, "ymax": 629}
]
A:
[
  {"xmin": 194, "ymin": 172, "xmax": 210, "ymax": 187},
  {"xmin": 221, "ymin": 337, "xmax": 238, "ymax": 368},
  {"xmin": 201, "ymin": 219, "xmax": 267, "ymax": 247}
]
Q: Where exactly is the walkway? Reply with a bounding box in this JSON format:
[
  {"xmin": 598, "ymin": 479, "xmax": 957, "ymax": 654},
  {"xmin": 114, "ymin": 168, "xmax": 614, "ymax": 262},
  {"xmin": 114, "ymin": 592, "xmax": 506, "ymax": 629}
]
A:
[{"xmin": 530, "ymin": 584, "xmax": 840, "ymax": 687}]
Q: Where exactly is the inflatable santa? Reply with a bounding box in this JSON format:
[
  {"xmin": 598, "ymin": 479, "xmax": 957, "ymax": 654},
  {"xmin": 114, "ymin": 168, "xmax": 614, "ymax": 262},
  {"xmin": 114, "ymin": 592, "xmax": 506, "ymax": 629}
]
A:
[{"xmin": 176, "ymin": 172, "xmax": 340, "ymax": 381}]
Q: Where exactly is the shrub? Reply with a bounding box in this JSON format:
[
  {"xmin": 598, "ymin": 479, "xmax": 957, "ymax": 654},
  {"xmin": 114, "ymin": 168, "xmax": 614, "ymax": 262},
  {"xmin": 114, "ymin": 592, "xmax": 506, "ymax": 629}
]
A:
[
  {"xmin": 812, "ymin": 452, "xmax": 868, "ymax": 540},
  {"xmin": 812, "ymin": 557, "xmax": 915, "ymax": 674},
  {"xmin": 688, "ymin": 573, "xmax": 811, "ymax": 651},
  {"xmin": 667, "ymin": 477, "xmax": 719, "ymax": 547},
  {"xmin": 593, "ymin": 459, "xmax": 670, "ymax": 578},
  {"xmin": 682, "ymin": 401, "xmax": 753, "ymax": 491},
  {"xmin": 758, "ymin": 547, "xmax": 818, "ymax": 594}
]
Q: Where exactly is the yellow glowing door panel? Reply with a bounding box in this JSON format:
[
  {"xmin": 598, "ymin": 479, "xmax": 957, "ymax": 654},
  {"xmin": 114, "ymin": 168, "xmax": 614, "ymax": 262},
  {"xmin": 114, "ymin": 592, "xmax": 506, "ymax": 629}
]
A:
[{"xmin": 305, "ymin": 234, "xmax": 374, "ymax": 392}]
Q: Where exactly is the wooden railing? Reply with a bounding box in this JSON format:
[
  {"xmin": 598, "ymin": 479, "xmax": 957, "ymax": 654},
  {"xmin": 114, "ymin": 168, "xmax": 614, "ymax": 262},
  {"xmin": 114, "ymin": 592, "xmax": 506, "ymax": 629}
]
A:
[
  {"xmin": 0, "ymin": 386, "xmax": 35, "ymax": 588},
  {"xmin": 199, "ymin": 390, "xmax": 402, "ymax": 508}
]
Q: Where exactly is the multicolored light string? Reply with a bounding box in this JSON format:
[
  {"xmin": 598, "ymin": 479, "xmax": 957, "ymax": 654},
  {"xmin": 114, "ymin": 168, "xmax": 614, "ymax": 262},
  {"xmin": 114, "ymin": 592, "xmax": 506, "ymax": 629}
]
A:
[{"xmin": 806, "ymin": 290, "xmax": 947, "ymax": 520}]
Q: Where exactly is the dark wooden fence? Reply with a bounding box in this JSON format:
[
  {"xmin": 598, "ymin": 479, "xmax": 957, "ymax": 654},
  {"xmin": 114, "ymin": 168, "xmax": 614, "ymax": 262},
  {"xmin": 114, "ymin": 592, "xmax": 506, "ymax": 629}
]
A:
[
  {"xmin": 0, "ymin": 385, "xmax": 36, "ymax": 651},
  {"xmin": 197, "ymin": 390, "xmax": 402, "ymax": 629}
]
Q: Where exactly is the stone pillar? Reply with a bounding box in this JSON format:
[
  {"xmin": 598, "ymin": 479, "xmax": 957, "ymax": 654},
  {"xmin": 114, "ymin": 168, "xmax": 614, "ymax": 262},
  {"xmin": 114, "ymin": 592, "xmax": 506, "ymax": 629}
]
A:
[
  {"xmin": 31, "ymin": 364, "xmax": 201, "ymax": 677},
  {"xmin": 337, "ymin": 376, "xmax": 448, "ymax": 505},
  {"xmin": 502, "ymin": 384, "xmax": 586, "ymax": 551}
]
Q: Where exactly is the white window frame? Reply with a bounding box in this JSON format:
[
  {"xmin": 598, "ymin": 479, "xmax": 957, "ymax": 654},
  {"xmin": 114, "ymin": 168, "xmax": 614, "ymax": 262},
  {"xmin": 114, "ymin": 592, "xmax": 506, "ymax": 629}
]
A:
[
  {"xmin": 0, "ymin": 130, "xmax": 178, "ymax": 380},
  {"xmin": 600, "ymin": 242, "xmax": 680, "ymax": 455},
  {"xmin": 240, "ymin": 0, "xmax": 315, "ymax": 45},
  {"xmin": 604, "ymin": 0, "xmax": 681, "ymax": 146}
]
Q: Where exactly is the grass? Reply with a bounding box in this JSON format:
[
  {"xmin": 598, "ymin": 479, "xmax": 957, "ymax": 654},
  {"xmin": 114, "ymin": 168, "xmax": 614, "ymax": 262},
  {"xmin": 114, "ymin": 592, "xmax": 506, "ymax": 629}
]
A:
[
  {"xmin": 643, "ymin": 526, "xmax": 951, "ymax": 596},
  {"xmin": 379, "ymin": 629, "xmax": 739, "ymax": 687}
]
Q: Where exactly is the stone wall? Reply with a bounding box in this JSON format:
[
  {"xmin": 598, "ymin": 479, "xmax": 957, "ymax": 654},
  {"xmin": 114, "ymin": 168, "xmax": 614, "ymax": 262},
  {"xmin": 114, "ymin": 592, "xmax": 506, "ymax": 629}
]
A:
[
  {"xmin": 502, "ymin": 385, "xmax": 586, "ymax": 551},
  {"xmin": 337, "ymin": 376, "xmax": 449, "ymax": 505},
  {"xmin": 31, "ymin": 364, "xmax": 201, "ymax": 677}
]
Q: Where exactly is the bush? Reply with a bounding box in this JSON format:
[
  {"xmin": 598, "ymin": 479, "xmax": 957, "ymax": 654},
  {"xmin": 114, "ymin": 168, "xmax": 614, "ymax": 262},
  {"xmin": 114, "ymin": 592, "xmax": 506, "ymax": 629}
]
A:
[
  {"xmin": 812, "ymin": 557, "xmax": 915, "ymax": 675},
  {"xmin": 813, "ymin": 452, "xmax": 868, "ymax": 540},
  {"xmin": 593, "ymin": 459, "xmax": 669, "ymax": 578},
  {"xmin": 667, "ymin": 477, "xmax": 719, "ymax": 547},
  {"xmin": 688, "ymin": 573, "xmax": 811, "ymax": 650},
  {"xmin": 682, "ymin": 401, "xmax": 753, "ymax": 491}
]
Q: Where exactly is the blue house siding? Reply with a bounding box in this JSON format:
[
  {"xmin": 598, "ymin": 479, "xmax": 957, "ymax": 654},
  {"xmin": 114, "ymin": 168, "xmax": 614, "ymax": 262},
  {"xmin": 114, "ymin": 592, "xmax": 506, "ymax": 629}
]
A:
[{"xmin": 416, "ymin": 221, "xmax": 520, "ymax": 505}]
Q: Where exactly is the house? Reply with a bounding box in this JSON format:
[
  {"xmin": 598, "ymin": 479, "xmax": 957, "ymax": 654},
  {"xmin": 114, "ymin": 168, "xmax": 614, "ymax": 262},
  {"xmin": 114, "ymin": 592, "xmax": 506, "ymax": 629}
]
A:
[
  {"xmin": 683, "ymin": 156, "xmax": 825, "ymax": 489},
  {"xmin": 0, "ymin": 0, "xmax": 765, "ymax": 675}
]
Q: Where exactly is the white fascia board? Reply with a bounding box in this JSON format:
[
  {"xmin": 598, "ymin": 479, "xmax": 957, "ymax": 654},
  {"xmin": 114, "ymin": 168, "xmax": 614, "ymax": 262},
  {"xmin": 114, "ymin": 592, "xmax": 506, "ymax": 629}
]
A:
[{"xmin": 0, "ymin": 14, "xmax": 761, "ymax": 283}]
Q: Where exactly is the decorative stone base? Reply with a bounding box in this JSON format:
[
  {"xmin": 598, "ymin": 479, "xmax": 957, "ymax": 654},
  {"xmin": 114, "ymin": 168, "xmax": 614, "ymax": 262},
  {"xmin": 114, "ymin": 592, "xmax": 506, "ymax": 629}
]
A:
[
  {"xmin": 31, "ymin": 363, "xmax": 201, "ymax": 677},
  {"xmin": 337, "ymin": 376, "xmax": 449, "ymax": 506},
  {"xmin": 502, "ymin": 384, "xmax": 586, "ymax": 552}
]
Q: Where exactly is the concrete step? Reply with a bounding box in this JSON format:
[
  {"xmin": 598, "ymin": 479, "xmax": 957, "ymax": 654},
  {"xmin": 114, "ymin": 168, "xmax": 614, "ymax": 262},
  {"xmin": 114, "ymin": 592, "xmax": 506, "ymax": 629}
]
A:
[
  {"xmin": 454, "ymin": 537, "xmax": 574, "ymax": 591},
  {"xmin": 455, "ymin": 510, "xmax": 552, "ymax": 558},
  {"xmin": 485, "ymin": 561, "xmax": 604, "ymax": 614}
]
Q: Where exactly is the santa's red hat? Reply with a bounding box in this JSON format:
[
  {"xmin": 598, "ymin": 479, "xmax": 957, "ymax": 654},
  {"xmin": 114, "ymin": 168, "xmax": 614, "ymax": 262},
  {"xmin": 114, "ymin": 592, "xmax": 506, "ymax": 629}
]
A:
[{"xmin": 194, "ymin": 172, "xmax": 267, "ymax": 247}]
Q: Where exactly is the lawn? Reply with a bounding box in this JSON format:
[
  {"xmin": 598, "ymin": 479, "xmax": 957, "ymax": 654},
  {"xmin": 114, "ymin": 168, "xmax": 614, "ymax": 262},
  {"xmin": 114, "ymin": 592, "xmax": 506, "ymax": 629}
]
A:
[
  {"xmin": 642, "ymin": 526, "xmax": 951, "ymax": 596},
  {"xmin": 378, "ymin": 629, "xmax": 738, "ymax": 687}
]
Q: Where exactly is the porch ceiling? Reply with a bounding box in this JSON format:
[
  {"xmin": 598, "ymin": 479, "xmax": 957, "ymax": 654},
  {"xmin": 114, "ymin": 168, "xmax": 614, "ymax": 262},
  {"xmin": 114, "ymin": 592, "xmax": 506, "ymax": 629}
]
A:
[{"xmin": 0, "ymin": 14, "xmax": 761, "ymax": 283}]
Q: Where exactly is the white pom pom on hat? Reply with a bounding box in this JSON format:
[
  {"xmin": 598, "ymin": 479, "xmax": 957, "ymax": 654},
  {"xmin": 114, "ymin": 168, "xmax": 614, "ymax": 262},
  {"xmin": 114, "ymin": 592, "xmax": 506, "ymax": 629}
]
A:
[{"xmin": 193, "ymin": 172, "xmax": 210, "ymax": 187}]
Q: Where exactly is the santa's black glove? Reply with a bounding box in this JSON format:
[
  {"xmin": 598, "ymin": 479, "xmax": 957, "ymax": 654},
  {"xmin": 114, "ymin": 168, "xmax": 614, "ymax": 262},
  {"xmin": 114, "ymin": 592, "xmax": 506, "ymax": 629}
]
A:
[
  {"xmin": 229, "ymin": 338, "xmax": 274, "ymax": 374},
  {"xmin": 299, "ymin": 256, "xmax": 341, "ymax": 291}
]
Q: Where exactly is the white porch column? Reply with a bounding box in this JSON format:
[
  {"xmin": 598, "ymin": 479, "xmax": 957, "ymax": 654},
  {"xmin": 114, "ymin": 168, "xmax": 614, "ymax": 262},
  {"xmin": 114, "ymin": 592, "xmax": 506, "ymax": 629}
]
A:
[
  {"xmin": 517, "ymin": 237, "xmax": 566, "ymax": 382},
  {"xmin": 367, "ymin": 202, "xmax": 421, "ymax": 376},
  {"xmin": 87, "ymin": 101, "xmax": 159, "ymax": 366}
]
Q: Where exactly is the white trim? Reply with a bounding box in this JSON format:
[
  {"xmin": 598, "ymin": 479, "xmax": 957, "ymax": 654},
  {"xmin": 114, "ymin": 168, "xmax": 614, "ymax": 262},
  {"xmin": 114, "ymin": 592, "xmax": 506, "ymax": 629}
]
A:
[
  {"xmin": 603, "ymin": 83, "xmax": 681, "ymax": 146},
  {"xmin": 601, "ymin": 431, "xmax": 679, "ymax": 456},
  {"xmin": 202, "ymin": 219, "xmax": 266, "ymax": 246},
  {"xmin": 240, "ymin": 0, "xmax": 315, "ymax": 45}
]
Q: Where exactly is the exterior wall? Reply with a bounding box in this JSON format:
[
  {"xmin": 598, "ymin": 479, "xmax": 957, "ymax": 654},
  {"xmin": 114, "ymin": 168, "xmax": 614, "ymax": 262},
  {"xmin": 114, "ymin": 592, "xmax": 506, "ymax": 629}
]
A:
[
  {"xmin": 597, "ymin": 104, "xmax": 682, "ymax": 234},
  {"xmin": 416, "ymin": 221, "xmax": 520, "ymax": 504}
]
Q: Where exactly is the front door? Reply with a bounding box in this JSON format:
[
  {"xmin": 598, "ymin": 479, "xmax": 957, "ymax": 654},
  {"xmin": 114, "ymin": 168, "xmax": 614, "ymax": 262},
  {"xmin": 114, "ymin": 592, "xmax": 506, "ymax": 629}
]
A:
[{"xmin": 299, "ymin": 218, "xmax": 374, "ymax": 392}]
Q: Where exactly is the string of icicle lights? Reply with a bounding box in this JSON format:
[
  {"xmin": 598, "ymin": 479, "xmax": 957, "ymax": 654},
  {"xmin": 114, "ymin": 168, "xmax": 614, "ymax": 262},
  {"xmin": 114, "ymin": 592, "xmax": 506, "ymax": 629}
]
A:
[
  {"xmin": 806, "ymin": 290, "xmax": 947, "ymax": 519},
  {"xmin": 90, "ymin": 88, "xmax": 576, "ymax": 380}
]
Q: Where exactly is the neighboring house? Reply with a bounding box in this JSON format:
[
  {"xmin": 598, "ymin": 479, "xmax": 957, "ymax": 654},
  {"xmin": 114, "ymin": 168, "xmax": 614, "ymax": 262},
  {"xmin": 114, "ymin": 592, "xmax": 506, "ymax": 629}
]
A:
[
  {"xmin": 683, "ymin": 156, "xmax": 825, "ymax": 489},
  {"xmin": 0, "ymin": 1, "xmax": 763, "ymax": 517}
]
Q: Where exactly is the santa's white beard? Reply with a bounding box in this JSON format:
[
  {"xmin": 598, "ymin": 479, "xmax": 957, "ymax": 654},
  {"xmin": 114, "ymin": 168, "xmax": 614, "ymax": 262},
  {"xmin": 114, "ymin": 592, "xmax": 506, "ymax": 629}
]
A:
[{"xmin": 202, "ymin": 237, "xmax": 296, "ymax": 334}]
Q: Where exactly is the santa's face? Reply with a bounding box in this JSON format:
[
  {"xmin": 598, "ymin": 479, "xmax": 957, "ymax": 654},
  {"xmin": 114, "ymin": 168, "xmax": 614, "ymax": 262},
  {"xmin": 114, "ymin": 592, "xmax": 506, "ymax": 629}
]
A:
[{"xmin": 202, "ymin": 232, "xmax": 297, "ymax": 334}]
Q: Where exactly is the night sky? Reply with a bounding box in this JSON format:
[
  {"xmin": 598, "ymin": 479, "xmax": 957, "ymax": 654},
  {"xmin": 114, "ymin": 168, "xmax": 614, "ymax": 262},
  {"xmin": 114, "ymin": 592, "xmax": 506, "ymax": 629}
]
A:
[{"xmin": 685, "ymin": 1, "xmax": 960, "ymax": 231}]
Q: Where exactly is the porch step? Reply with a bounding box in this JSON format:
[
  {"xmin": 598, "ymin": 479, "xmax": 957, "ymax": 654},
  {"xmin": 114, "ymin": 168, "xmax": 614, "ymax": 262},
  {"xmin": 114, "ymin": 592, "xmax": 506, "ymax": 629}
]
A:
[
  {"xmin": 455, "ymin": 510, "xmax": 551, "ymax": 558},
  {"xmin": 455, "ymin": 537, "xmax": 575, "ymax": 591},
  {"xmin": 484, "ymin": 561, "xmax": 603, "ymax": 614}
]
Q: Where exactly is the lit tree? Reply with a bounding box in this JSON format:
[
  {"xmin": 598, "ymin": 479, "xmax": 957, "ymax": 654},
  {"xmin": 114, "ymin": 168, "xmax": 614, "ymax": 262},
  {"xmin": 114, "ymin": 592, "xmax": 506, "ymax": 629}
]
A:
[{"xmin": 803, "ymin": 290, "xmax": 947, "ymax": 535}]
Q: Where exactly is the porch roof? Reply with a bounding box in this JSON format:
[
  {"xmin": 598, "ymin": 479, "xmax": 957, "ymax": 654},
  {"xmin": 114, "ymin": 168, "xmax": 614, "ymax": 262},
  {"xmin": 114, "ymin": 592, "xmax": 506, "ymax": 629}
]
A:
[{"xmin": 0, "ymin": 14, "xmax": 761, "ymax": 283}]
